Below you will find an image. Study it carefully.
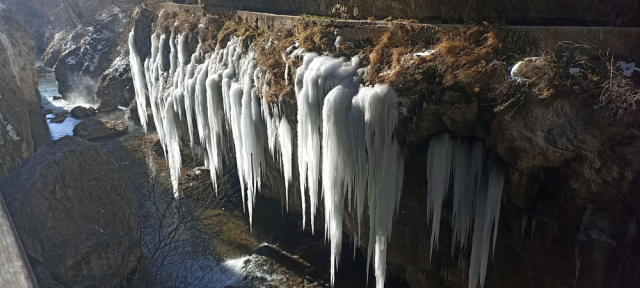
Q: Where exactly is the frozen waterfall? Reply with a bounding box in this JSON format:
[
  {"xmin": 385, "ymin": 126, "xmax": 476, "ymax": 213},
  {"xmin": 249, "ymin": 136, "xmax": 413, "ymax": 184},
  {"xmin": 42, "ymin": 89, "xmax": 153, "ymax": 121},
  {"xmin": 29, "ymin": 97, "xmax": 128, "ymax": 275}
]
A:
[{"xmin": 127, "ymin": 16, "xmax": 507, "ymax": 288}]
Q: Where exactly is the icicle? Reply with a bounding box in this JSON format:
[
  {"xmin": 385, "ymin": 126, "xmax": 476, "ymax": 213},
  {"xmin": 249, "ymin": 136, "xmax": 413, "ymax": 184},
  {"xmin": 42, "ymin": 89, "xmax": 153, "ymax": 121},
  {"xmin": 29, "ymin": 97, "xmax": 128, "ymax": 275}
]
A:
[
  {"xmin": 321, "ymin": 76, "xmax": 363, "ymax": 286},
  {"xmin": 128, "ymin": 28, "xmax": 149, "ymax": 132},
  {"xmin": 296, "ymin": 54, "xmax": 358, "ymax": 233},
  {"xmin": 278, "ymin": 117, "xmax": 294, "ymax": 211},
  {"xmin": 360, "ymin": 85, "xmax": 404, "ymax": 288},
  {"xmin": 426, "ymin": 133, "xmax": 454, "ymax": 257},
  {"xmin": 205, "ymin": 65, "xmax": 225, "ymax": 193},
  {"xmin": 426, "ymin": 132, "xmax": 505, "ymax": 288},
  {"xmin": 163, "ymin": 95, "xmax": 182, "ymax": 198}
]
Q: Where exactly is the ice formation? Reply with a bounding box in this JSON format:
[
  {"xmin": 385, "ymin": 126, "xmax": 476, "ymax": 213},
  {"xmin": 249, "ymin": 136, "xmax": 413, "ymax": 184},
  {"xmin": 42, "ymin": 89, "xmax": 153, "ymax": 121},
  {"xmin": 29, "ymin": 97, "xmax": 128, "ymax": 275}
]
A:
[
  {"xmin": 426, "ymin": 133, "xmax": 505, "ymax": 288},
  {"xmin": 120, "ymin": 14, "xmax": 535, "ymax": 288}
]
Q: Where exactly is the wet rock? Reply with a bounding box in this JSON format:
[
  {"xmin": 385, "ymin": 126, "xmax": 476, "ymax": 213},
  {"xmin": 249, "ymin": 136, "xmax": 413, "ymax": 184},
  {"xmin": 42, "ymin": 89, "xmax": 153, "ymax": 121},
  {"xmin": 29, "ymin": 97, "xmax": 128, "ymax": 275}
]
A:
[
  {"xmin": 73, "ymin": 118, "xmax": 128, "ymax": 140},
  {"xmin": 71, "ymin": 106, "xmax": 96, "ymax": 119},
  {"xmin": 52, "ymin": 96, "xmax": 63, "ymax": 101},
  {"xmin": 42, "ymin": 109, "xmax": 53, "ymax": 115},
  {"xmin": 0, "ymin": 136, "xmax": 141, "ymax": 288},
  {"xmin": 97, "ymin": 96, "xmax": 120, "ymax": 112},
  {"xmin": 255, "ymin": 244, "xmax": 316, "ymax": 279},
  {"xmin": 49, "ymin": 114, "xmax": 67, "ymax": 123},
  {"xmin": 96, "ymin": 56, "xmax": 136, "ymax": 109}
]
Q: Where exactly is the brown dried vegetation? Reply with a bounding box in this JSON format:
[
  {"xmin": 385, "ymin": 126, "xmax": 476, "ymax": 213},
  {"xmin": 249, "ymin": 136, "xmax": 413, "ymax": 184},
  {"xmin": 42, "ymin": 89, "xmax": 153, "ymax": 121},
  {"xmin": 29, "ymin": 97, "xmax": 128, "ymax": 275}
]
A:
[{"xmin": 255, "ymin": 29, "xmax": 298, "ymax": 103}]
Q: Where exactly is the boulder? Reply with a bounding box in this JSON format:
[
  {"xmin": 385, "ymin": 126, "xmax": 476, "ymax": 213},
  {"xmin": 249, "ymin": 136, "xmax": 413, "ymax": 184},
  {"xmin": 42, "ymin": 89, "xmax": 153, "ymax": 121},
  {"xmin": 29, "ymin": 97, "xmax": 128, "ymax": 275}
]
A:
[
  {"xmin": 73, "ymin": 118, "xmax": 128, "ymax": 140},
  {"xmin": 41, "ymin": 109, "xmax": 53, "ymax": 115},
  {"xmin": 96, "ymin": 96, "xmax": 120, "ymax": 112},
  {"xmin": 49, "ymin": 114, "xmax": 67, "ymax": 123},
  {"xmin": 0, "ymin": 136, "xmax": 141, "ymax": 288},
  {"xmin": 96, "ymin": 56, "xmax": 136, "ymax": 110},
  {"xmin": 70, "ymin": 106, "xmax": 96, "ymax": 119}
]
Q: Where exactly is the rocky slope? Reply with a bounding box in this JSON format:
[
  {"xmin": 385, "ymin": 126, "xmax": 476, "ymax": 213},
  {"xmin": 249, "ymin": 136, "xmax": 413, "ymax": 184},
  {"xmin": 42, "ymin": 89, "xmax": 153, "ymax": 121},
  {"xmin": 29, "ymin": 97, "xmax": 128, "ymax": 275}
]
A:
[
  {"xmin": 0, "ymin": 8, "xmax": 38, "ymax": 177},
  {"xmin": 0, "ymin": 136, "xmax": 142, "ymax": 288}
]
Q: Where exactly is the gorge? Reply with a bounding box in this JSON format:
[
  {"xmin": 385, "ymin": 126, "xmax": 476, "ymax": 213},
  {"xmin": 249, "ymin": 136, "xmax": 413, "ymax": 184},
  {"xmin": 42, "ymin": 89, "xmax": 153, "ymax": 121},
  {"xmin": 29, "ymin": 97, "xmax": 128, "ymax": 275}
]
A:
[{"xmin": 0, "ymin": 1, "xmax": 639, "ymax": 288}]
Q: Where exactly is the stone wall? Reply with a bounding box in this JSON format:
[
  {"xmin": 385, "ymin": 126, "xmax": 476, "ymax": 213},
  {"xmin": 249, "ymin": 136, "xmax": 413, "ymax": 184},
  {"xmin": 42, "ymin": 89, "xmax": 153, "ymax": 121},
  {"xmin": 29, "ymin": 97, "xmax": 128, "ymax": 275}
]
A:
[{"xmin": 202, "ymin": 0, "xmax": 640, "ymax": 26}]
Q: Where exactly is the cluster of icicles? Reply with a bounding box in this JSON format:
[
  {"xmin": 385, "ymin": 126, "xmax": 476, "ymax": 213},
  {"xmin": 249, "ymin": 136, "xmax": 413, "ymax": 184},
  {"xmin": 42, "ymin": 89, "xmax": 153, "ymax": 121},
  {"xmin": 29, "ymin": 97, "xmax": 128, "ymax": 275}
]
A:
[{"xmin": 128, "ymin": 18, "xmax": 504, "ymax": 288}]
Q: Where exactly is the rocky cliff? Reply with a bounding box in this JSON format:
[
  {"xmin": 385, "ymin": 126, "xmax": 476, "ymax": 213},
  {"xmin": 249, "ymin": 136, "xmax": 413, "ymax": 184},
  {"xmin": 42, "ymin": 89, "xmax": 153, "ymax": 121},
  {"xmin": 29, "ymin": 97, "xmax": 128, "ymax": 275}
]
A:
[
  {"xmin": 0, "ymin": 8, "xmax": 38, "ymax": 177},
  {"xmin": 0, "ymin": 136, "xmax": 142, "ymax": 288}
]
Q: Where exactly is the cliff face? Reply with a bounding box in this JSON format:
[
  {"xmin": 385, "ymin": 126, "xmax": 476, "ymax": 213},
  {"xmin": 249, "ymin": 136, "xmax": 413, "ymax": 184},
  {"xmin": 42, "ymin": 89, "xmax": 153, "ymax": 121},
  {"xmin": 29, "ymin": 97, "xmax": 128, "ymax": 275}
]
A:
[
  {"xmin": 0, "ymin": 9, "xmax": 38, "ymax": 177},
  {"xmin": 123, "ymin": 5, "xmax": 640, "ymax": 288}
]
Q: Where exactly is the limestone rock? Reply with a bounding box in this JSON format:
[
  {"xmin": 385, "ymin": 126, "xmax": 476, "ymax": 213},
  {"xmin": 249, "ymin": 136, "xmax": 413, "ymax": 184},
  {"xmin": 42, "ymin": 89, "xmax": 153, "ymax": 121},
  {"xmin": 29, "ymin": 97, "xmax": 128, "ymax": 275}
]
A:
[
  {"xmin": 0, "ymin": 136, "xmax": 141, "ymax": 288},
  {"xmin": 73, "ymin": 118, "xmax": 128, "ymax": 140}
]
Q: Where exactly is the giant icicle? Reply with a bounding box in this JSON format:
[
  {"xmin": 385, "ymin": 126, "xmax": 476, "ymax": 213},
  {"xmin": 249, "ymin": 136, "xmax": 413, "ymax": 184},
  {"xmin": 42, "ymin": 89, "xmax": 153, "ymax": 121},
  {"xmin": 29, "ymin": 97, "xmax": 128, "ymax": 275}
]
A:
[
  {"xmin": 130, "ymin": 15, "xmax": 412, "ymax": 288},
  {"xmin": 426, "ymin": 133, "xmax": 506, "ymax": 288}
]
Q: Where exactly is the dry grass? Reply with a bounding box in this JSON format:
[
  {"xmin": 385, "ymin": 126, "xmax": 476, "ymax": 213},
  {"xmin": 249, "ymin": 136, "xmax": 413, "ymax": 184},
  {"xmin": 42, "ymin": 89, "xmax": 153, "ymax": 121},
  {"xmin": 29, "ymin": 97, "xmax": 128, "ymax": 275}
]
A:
[
  {"xmin": 255, "ymin": 29, "xmax": 298, "ymax": 102},
  {"xmin": 174, "ymin": 12, "xmax": 202, "ymax": 34},
  {"xmin": 216, "ymin": 20, "xmax": 264, "ymax": 49},
  {"xmin": 432, "ymin": 27, "xmax": 507, "ymax": 93},
  {"xmin": 297, "ymin": 21, "xmax": 335, "ymax": 53},
  {"xmin": 557, "ymin": 41, "xmax": 640, "ymax": 121},
  {"xmin": 197, "ymin": 15, "xmax": 224, "ymax": 53},
  {"xmin": 368, "ymin": 23, "xmax": 436, "ymax": 86}
]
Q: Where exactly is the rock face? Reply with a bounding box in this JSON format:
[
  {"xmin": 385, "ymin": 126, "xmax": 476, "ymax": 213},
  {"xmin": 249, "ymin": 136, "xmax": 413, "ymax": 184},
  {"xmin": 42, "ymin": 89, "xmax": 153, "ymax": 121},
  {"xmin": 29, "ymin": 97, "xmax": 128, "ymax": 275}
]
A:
[
  {"xmin": 0, "ymin": 136, "xmax": 142, "ymax": 288},
  {"xmin": 0, "ymin": 11, "xmax": 36, "ymax": 177},
  {"xmin": 53, "ymin": 25, "xmax": 113, "ymax": 99},
  {"xmin": 73, "ymin": 118, "xmax": 128, "ymax": 140},
  {"xmin": 0, "ymin": 10, "xmax": 39, "ymax": 111},
  {"xmin": 96, "ymin": 56, "xmax": 136, "ymax": 111}
]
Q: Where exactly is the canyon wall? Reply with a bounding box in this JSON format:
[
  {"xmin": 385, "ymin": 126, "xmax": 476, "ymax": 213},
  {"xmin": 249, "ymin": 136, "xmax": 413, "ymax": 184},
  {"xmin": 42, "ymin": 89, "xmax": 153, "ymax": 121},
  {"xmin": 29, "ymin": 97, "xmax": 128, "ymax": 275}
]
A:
[{"xmin": 0, "ymin": 9, "xmax": 38, "ymax": 177}]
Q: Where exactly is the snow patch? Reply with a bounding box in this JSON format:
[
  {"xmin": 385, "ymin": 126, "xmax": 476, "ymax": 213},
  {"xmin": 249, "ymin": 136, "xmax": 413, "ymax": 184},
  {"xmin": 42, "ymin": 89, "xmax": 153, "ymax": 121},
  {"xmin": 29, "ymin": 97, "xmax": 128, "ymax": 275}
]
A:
[
  {"xmin": 0, "ymin": 114, "xmax": 20, "ymax": 142},
  {"xmin": 414, "ymin": 50, "xmax": 436, "ymax": 57},
  {"xmin": 510, "ymin": 57, "xmax": 539, "ymax": 81}
]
